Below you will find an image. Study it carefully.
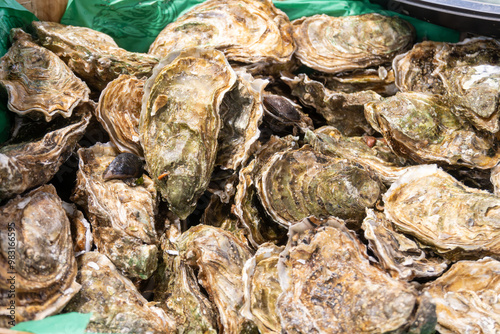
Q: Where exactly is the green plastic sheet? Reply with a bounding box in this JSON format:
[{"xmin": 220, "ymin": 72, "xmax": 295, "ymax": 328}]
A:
[
  {"xmin": 0, "ymin": 0, "xmax": 37, "ymax": 143},
  {"xmin": 11, "ymin": 312, "xmax": 92, "ymax": 334}
]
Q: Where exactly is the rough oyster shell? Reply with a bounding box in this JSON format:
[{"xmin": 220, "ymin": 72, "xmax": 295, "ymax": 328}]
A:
[
  {"xmin": 64, "ymin": 251, "xmax": 173, "ymax": 334},
  {"xmin": 32, "ymin": 21, "xmax": 159, "ymax": 91},
  {"xmin": 491, "ymin": 163, "xmax": 500, "ymax": 196},
  {"xmin": 277, "ymin": 216, "xmax": 436, "ymax": 333},
  {"xmin": 71, "ymin": 143, "xmax": 159, "ymax": 279},
  {"xmin": 217, "ymin": 71, "xmax": 267, "ymax": 170},
  {"xmin": 97, "ymin": 74, "xmax": 145, "ymax": 156},
  {"xmin": 233, "ymin": 135, "xmax": 297, "ymax": 247},
  {"xmin": 256, "ymin": 145, "xmax": 383, "ymax": 228},
  {"xmin": 0, "ymin": 28, "xmax": 89, "ymax": 122},
  {"xmin": 384, "ymin": 164, "xmax": 500, "ymax": 260},
  {"xmin": 0, "ymin": 185, "xmax": 80, "ymax": 327},
  {"xmin": 282, "ymin": 73, "xmax": 381, "ymax": 136},
  {"xmin": 393, "ymin": 38, "xmax": 500, "ymax": 133},
  {"xmin": 149, "ymin": 0, "xmax": 295, "ymax": 66},
  {"xmin": 362, "ymin": 209, "xmax": 449, "ymax": 280},
  {"xmin": 292, "ymin": 13, "xmax": 415, "ymax": 73},
  {"xmin": 241, "ymin": 243, "xmax": 283, "ymax": 334},
  {"xmin": 177, "ymin": 225, "xmax": 256, "ymax": 333},
  {"xmin": 365, "ymin": 92, "xmax": 500, "ymax": 169},
  {"xmin": 424, "ymin": 257, "xmax": 500, "ymax": 334},
  {"xmin": 154, "ymin": 235, "xmax": 219, "ymax": 333},
  {"xmin": 0, "ymin": 103, "xmax": 92, "ymax": 200},
  {"xmin": 139, "ymin": 48, "xmax": 236, "ymax": 220},
  {"xmin": 305, "ymin": 126, "xmax": 408, "ymax": 185}
]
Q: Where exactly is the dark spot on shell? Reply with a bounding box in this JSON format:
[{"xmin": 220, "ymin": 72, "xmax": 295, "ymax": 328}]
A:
[
  {"xmin": 103, "ymin": 153, "xmax": 144, "ymax": 181},
  {"xmin": 263, "ymin": 95, "xmax": 301, "ymax": 121}
]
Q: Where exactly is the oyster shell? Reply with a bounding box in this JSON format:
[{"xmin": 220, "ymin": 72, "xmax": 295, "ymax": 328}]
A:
[
  {"xmin": 0, "ymin": 185, "xmax": 80, "ymax": 327},
  {"xmin": 149, "ymin": 0, "xmax": 295, "ymax": 67},
  {"xmin": 424, "ymin": 257, "xmax": 500, "ymax": 334},
  {"xmin": 154, "ymin": 235, "xmax": 219, "ymax": 333},
  {"xmin": 0, "ymin": 102, "xmax": 92, "ymax": 200},
  {"xmin": 32, "ymin": 21, "xmax": 159, "ymax": 91},
  {"xmin": 305, "ymin": 126, "xmax": 408, "ymax": 185},
  {"xmin": 365, "ymin": 92, "xmax": 500, "ymax": 169},
  {"xmin": 282, "ymin": 73, "xmax": 381, "ymax": 136},
  {"xmin": 177, "ymin": 225, "xmax": 256, "ymax": 333},
  {"xmin": 393, "ymin": 38, "xmax": 500, "ymax": 133},
  {"xmin": 241, "ymin": 243, "xmax": 283, "ymax": 334},
  {"xmin": 139, "ymin": 48, "xmax": 236, "ymax": 220},
  {"xmin": 256, "ymin": 145, "xmax": 383, "ymax": 228},
  {"xmin": 64, "ymin": 251, "xmax": 173, "ymax": 334},
  {"xmin": 62, "ymin": 201, "xmax": 93, "ymax": 255},
  {"xmin": 362, "ymin": 209, "xmax": 449, "ymax": 280},
  {"xmin": 97, "ymin": 74, "xmax": 145, "ymax": 156},
  {"xmin": 491, "ymin": 163, "xmax": 500, "ymax": 196},
  {"xmin": 0, "ymin": 28, "xmax": 89, "ymax": 122},
  {"xmin": 71, "ymin": 143, "xmax": 159, "ymax": 279},
  {"xmin": 277, "ymin": 216, "xmax": 436, "ymax": 333},
  {"xmin": 384, "ymin": 164, "xmax": 500, "ymax": 260},
  {"xmin": 217, "ymin": 71, "xmax": 267, "ymax": 170},
  {"xmin": 292, "ymin": 13, "xmax": 415, "ymax": 73}
]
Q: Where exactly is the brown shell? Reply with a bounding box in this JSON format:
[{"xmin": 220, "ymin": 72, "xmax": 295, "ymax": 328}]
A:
[
  {"xmin": 0, "ymin": 29, "xmax": 89, "ymax": 121},
  {"xmin": 0, "ymin": 185, "xmax": 80, "ymax": 327}
]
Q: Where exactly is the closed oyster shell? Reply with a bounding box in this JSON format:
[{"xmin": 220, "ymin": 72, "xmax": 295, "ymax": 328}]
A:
[
  {"xmin": 241, "ymin": 243, "xmax": 283, "ymax": 334},
  {"xmin": 256, "ymin": 145, "xmax": 383, "ymax": 228},
  {"xmin": 384, "ymin": 164, "xmax": 500, "ymax": 260},
  {"xmin": 0, "ymin": 185, "xmax": 80, "ymax": 327},
  {"xmin": 177, "ymin": 225, "xmax": 256, "ymax": 333},
  {"xmin": 365, "ymin": 92, "xmax": 500, "ymax": 169},
  {"xmin": 424, "ymin": 257, "xmax": 500, "ymax": 334},
  {"xmin": 154, "ymin": 235, "xmax": 219, "ymax": 333},
  {"xmin": 0, "ymin": 102, "xmax": 91, "ymax": 200},
  {"xmin": 393, "ymin": 38, "xmax": 500, "ymax": 133},
  {"xmin": 362, "ymin": 209, "xmax": 449, "ymax": 280},
  {"xmin": 292, "ymin": 13, "xmax": 415, "ymax": 73},
  {"xmin": 282, "ymin": 73, "xmax": 381, "ymax": 136},
  {"xmin": 0, "ymin": 29, "xmax": 89, "ymax": 122},
  {"xmin": 64, "ymin": 251, "xmax": 173, "ymax": 334},
  {"xmin": 277, "ymin": 216, "xmax": 436, "ymax": 333},
  {"xmin": 305, "ymin": 126, "xmax": 408, "ymax": 185},
  {"xmin": 139, "ymin": 48, "xmax": 236, "ymax": 220},
  {"xmin": 32, "ymin": 21, "xmax": 159, "ymax": 91},
  {"xmin": 149, "ymin": 0, "xmax": 295, "ymax": 66},
  {"xmin": 71, "ymin": 143, "xmax": 159, "ymax": 279},
  {"xmin": 217, "ymin": 71, "xmax": 267, "ymax": 170},
  {"xmin": 97, "ymin": 74, "xmax": 145, "ymax": 156}
]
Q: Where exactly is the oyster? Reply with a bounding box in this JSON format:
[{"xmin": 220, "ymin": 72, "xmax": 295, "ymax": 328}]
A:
[
  {"xmin": 362, "ymin": 209, "xmax": 449, "ymax": 280},
  {"xmin": 154, "ymin": 235, "xmax": 219, "ymax": 333},
  {"xmin": 256, "ymin": 145, "xmax": 383, "ymax": 228},
  {"xmin": 241, "ymin": 243, "xmax": 283, "ymax": 334},
  {"xmin": 97, "ymin": 75, "xmax": 145, "ymax": 156},
  {"xmin": 0, "ymin": 103, "xmax": 92, "ymax": 200},
  {"xmin": 72, "ymin": 143, "xmax": 159, "ymax": 279},
  {"xmin": 65, "ymin": 251, "xmax": 173, "ymax": 334},
  {"xmin": 292, "ymin": 13, "xmax": 414, "ymax": 73},
  {"xmin": 0, "ymin": 28, "xmax": 89, "ymax": 122},
  {"xmin": 277, "ymin": 216, "xmax": 436, "ymax": 333},
  {"xmin": 233, "ymin": 135, "xmax": 296, "ymax": 247},
  {"xmin": 149, "ymin": 0, "xmax": 295, "ymax": 67},
  {"xmin": 424, "ymin": 257, "xmax": 500, "ymax": 334},
  {"xmin": 62, "ymin": 201, "xmax": 93, "ymax": 255},
  {"xmin": 177, "ymin": 225, "xmax": 256, "ymax": 333},
  {"xmin": 365, "ymin": 92, "xmax": 500, "ymax": 169},
  {"xmin": 305, "ymin": 126, "xmax": 408, "ymax": 185},
  {"xmin": 139, "ymin": 48, "xmax": 236, "ymax": 220},
  {"xmin": 384, "ymin": 164, "xmax": 500, "ymax": 260},
  {"xmin": 0, "ymin": 185, "xmax": 80, "ymax": 327},
  {"xmin": 393, "ymin": 38, "xmax": 500, "ymax": 133},
  {"xmin": 262, "ymin": 93, "xmax": 314, "ymax": 137},
  {"xmin": 32, "ymin": 21, "xmax": 159, "ymax": 90},
  {"xmin": 217, "ymin": 71, "xmax": 267, "ymax": 170},
  {"xmin": 282, "ymin": 73, "xmax": 381, "ymax": 136},
  {"xmin": 309, "ymin": 66, "xmax": 398, "ymax": 96}
]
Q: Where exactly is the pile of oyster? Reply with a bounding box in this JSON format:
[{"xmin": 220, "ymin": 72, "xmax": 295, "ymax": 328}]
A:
[{"xmin": 1, "ymin": 0, "xmax": 499, "ymax": 333}]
